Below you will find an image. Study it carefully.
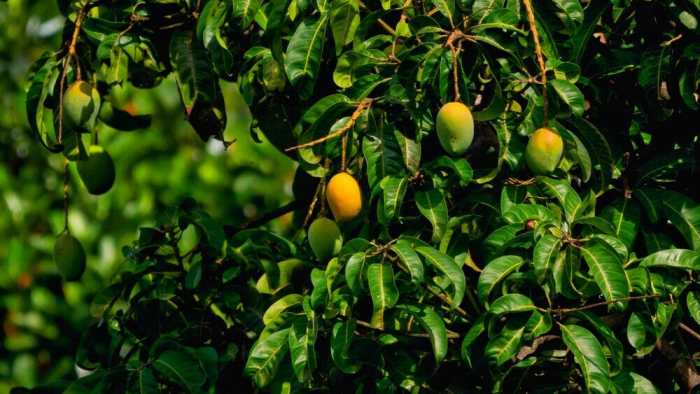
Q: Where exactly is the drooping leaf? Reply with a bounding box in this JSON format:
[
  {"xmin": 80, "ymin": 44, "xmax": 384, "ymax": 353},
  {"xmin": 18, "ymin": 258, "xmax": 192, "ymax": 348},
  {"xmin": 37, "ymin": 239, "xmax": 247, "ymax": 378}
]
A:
[
  {"xmin": 415, "ymin": 188, "xmax": 449, "ymax": 242},
  {"xmin": 489, "ymin": 294, "xmax": 536, "ymax": 315},
  {"xmin": 560, "ymin": 324, "xmax": 611, "ymax": 394},
  {"xmin": 580, "ymin": 239, "xmax": 630, "ymax": 309},
  {"xmin": 532, "ymin": 234, "xmax": 561, "ymax": 283},
  {"xmin": 640, "ymin": 249, "xmax": 700, "ymax": 270},
  {"xmin": 153, "ymin": 350, "xmax": 206, "ymax": 392},
  {"xmin": 416, "ymin": 246, "xmax": 466, "ymax": 308},
  {"xmin": 399, "ymin": 304, "xmax": 448, "ymax": 363},
  {"xmin": 367, "ymin": 262, "xmax": 400, "ymax": 328},
  {"xmin": 391, "ymin": 239, "xmax": 425, "ymax": 283},
  {"xmin": 285, "ymin": 15, "xmax": 329, "ymax": 99},
  {"xmin": 331, "ymin": 320, "xmax": 360, "ymax": 374},
  {"xmin": 244, "ymin": 329, "xmax": 291, "ymax": 388},
  {"xmin": 478, "ymin": 256, "xmax": 524, "ymax": 303}
]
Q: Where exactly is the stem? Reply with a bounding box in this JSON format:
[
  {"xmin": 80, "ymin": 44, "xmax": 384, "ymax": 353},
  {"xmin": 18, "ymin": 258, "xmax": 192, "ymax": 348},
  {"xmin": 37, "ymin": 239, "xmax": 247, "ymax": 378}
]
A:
[
  {"xmin": 303, "ymin": 180, "xmax": 324, "ymax": 227},
  {"xmin": 356, "ymin": 319, "xmax": 459, "ymax": 339},
  {"xmin": 285, "ymin": 99, "xmax": 372, "ymax": 152},
  {"xmin": 679, "ymin": 322, "xmax": 700, "ymax": 342},
  {"xmin": 522, "ymin": 0, "xmax": 548, "ymax": 126},
  {"xmin": 543, "ymin": 294, "xmax": 661, "ymax": 315},
  {"xmin": 63, "ymin": 159, "xmax": 70, "ymax": 233},
  {"xmin": 225, "ymin": 200, "xmax": 301, "ymax": 236}
]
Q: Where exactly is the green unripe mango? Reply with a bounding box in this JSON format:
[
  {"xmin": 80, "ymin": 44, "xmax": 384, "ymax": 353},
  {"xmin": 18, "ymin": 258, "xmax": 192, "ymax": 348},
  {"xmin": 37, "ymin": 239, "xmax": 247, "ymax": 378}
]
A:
[
  {"xmin": 63, "ymin": 81, "xmax": 95, "ymax": 127},
  {"xmin": 308, "ymin": 217, "xmax": 342, "ymax": 262},
  {"xmin": 53, "ymin": 233, "xmax": 86, "ymax": 281},
  {"xmin": 525, "ymin": 127, "xmax": 564, "ymax": 175},
  {"xmin": 436, "ymin": 101, "xmax": 474, "ymax": 156},
  {"xmin": 77, "ymin": 145, "xmax": 116, "ymax": 195}
]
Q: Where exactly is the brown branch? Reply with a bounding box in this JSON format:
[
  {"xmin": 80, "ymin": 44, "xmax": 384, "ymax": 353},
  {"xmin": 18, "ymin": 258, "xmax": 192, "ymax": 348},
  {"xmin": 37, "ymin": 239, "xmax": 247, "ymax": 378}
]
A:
[
  {"xmin": 356, "ymin": 319, "xmax": 460, "ymax": 339},
  {"xmin": 285, "ymin": 99, "xmax": 372, "ymax": 152},
  {"xmin": 516, "ymin": 334, "xmax": 559, "ymax": 361},
  {"xmin": 303, "ymin": 179, "xmax": 324, "ymax": 227},
  {"xmin": 522, "ymin": 0, "xmax": 548, "ymax": 126},
  {"xmin": 656, "ymin": 338, "xmax": 700, "ymax": 393},
  {"xmin": 544, "ymin": 294, "xmax": 661, "ymax": 315},
  {"xmin": 680, "ymin": 323, "xmax": 700, "ymax": 342}
]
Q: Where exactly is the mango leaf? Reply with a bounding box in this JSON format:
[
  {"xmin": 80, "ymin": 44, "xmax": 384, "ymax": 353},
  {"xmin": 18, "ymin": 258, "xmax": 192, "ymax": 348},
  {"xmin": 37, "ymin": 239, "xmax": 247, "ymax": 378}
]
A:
[
  {"xmin": 612, "ymin": 371, "xmax": 662, "ymax": 394},
  {"xmin": 367, "ymin": 262, "xmax": 399, "ymax": 328},
  {"xmin": 478, "ymin": 255, "xmax": 524, "ymax": 302},
  {"xmin": 394, "ymin": 129, "xmax": 422, "ymax": 174},
  {"xmin": 263, "ymin": 294, "xmax": 304, "ymax": 325},
  {"xmin": 566, "ymin": 117, "xmax": 613, "ymax": 192},
  {"xmin": 285, "ymin": 15, "xmax": 328, "ymax": 99},
  {"xmin": 485, "ymin": 326, "xmax": 524, "ymax": 366},
  {"xmin": 537, "ymin": 176, "xmax": 583, "ymax": 223},
  {"xmin": 580, "ymin": 239, "xmax": 630, "ymax": 310},
  {"xmin": 461, "ymin": 316, "xmax": 486, "ymax": 368},
  {"xmin": 170, "ymin": 30, "xmax": 226, "ymax": 141},
  {"xmin": 415, "ymin": 188, "xmax": 448, "ymax": 242},
  {"xmin": 640, "ymin": 249, "xmax": 700, "ymax": 270},
  {"xmin": 489, "ymin": 294, "xmax": 536, "ymax": 315},
  {"xmin": 380, "ymin": 176, "xmax": 408, "ymax": 223},
  {"xmin": 574, "ymin": 311, "xmax": 624, "ymax": 373},
  {"xmin": 423, "ymin": 156, "xmax": 473, "ymax": 186},
  {"xmin": 627, "ymin": 312, "xmax": 655, "ymax": 356},
  {"xmin": 687, "ymin": 291, "xmax": 700, "ymax": 326},
  {"xmin": 399, "ymin": 304, "xmax": 448, "ymax": 363},
  {"xmin": 550, "ymin": 79, "xmax": 585, "ymax": 117},
  {"xmin": 232, "ymin": 0, "xmax": 261, "ymax": 29},
  {"xmin": 25, "ymin": 53, "xmax": 62, "ymax": 152},
  {"xmin": 331, "ymin": 320, "xmax": 360, "ymax": 373},
  {"xmin": 659, "ymin": 190, "xmax": 700, "ymax": 249},
  {"xmin": 391, "ymin": 239, "xmax": 425, "ymax": 283},
  {"xmin": 601, "ymin": 198, "xmax": 640, "ymax": 249},
  {"xmin": 431, "ymin": 0, "xmax": 455, "ymax": 26},
  {"xmin": 560, "ymin": 324, "xmax": 611, "ymax": 394},
  {"xmin": 553, "ymin": 0, "xmax": 583, "ymax": 23},
  {"xmin": 363, "ymin": 121, "xmax": 405, "ymax": 190},
  {"xmin": 153, "ymin": 350, "xmax": 206, "ymax": 392},
  {"xmin": 532, "ymin": 234, "xmax": 561, "ymax": 284},
  {"xmin": 503, "ymin": 204, "xmax": 557, "ymax": 225},
  {"xmin": 345, "ymin": 251, "xmax": 368, "ymax": 295},
  {"xmin": 568, "ymin": 0, "xmax": 610, "ymax": 63},
  {"xmin": 244, "ymin": 329, "xmax": 290, "ymax": 388},
  {"xmin": 330, "ymin": 0, "xmax": 359, "ymax": 55},
  {"xmin": 416, "ymin": 246, "xmax": 466, "ymax": 308},
  {"xmin": 288, "ymin": 315, "xmax": 317, "ymax": 383}
]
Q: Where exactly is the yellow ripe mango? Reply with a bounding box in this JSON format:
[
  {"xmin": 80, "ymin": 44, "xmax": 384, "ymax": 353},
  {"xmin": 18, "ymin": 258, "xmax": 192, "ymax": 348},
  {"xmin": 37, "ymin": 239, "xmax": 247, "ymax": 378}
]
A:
[
  {"xmin": 525, "ymin": 127, "xmax": 564, "ymax": 175},
  {"xmin": 326, "ymin": 172, "xmax": 362, "ymax": 222},
  {"xmin": 63, "ymin": 80, "xmax": 95, "ymax": 127},
  {"xmin": 53, "ymin": 232, "xmax": 86, "ymax": 281},
  {"xmin": 308, "ymin": 217, "xmax": 343, "ymax": 262},
  {"xmin": 436, "ymin": 101, "xmax": 474, "ymax": 156}
]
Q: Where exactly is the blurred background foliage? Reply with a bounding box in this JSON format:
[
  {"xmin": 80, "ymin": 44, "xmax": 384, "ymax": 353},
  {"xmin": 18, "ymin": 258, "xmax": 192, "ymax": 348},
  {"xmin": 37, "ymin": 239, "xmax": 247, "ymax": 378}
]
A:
[{"xmin": 0, "ymin": 0, "xmax": 295, "ymax": 390}]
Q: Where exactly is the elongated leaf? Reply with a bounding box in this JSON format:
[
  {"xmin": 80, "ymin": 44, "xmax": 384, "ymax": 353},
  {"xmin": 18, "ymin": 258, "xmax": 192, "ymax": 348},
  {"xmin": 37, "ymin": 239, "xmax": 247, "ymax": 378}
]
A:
[
  {"xmin": 612, "ymin": 371, "xmax": 662, "ymax": 394},
  {"xmin": 569, "ymin": 0, "xmax": 610, "ymax": 63},
  {"xmin": 380, "ymin": 176, "xmax": 408, "ymax": 223},
  {"xmin": 25, "ymin": 53, "xmax": 62, "ymax": 152},
  {"xmin": 503, "ymin": 204, "xmax": 557, "ymax": 225},
  {"xmin": 533, "ymin": 234, "xmax": 561, "ymax": 283},
  {"xmin": 330, "ymin": 0, "xmax": 359, "ymax": 55},
  {"xmin": 416, "ymin": 246, "xmax": 466, "ymax": 308},
  {"xmin": 285, "ymin": 15, "xmax": 328, "ymax": 99},
  {"xmin": 550, "ymin": 79, "xmax": 585, "ymax": 117},
  {"xmin": 232, "ymin": 0, "xmax": 261, "ymax": 29},
  {"xmin": 478, "ymin": 256, "xmax": 524, "ymax": 302},
  {"xmin": 399, "ymin": 304, "xmax": 448, "ymax": 363},
  {"xmin": 574, "ymin": 311, "xmax": 624, "ymax": 373},
  {"xmin": 489, "ymin": 294, "xmax": 536, "ymax": 314},
  {"xmin": 660, "ymin": 191, "xmax": 700, "ymax": 249},
  {"xmin": 394, "ymin": 130, "xmax": 421, "ymax": 174},
  {"xmin": 553, "ymin": 0, "xmax": 583, "ymax": 23},
  {"xmin": 367, "ymin": 262, "xmax": 399, "ymax": 328},
  {"xmin": 566, "ymin": 117, "xmax": 613, "ymax": 191},
  {"xmin": 580, "ymin": 239, "xmax": 630, "ymax": 309},
  {"xmin": 288, "ymin": 316, "xmax": 317, "ymax": 383},
  {"xmin": 485, "ymin": 326, "xmax": 524, "ymax": 366},
  {"xmin": 537, "ymin": 176, "xmax": 583, "ymax": 222},
  {"xmin": 461, "ymin": 316, "xmax": 485, "ymax": 368},
  {"xmin": 391, "ymin": 240, "xmax": 424, "ymax": 283},
  {"xmin": 560, "ymin": 324, "xmax": 611, "ymax": 394},
  {"xmin": 263, "ymin": 294, "xmax": 304, "ymax": 325},
  {"xmin": 153, "ymin": 350, "xmax": 206, "ymax": 392},
  {"xmin": 331, "ymin": 320, "xmax": 360, "ymax": 373},
  {"xmin": 363, "ymin": 121, "xmax": 405, "ymax": 190},
  {"xmin": 245, "ymin": 329, "xmax": 290, "ymax": 388},
  {"xmin": 415, "ymin": 189, "xmax": 449, "ymax": 242},
  {"xmin": 601, "ymin": 198, "xmax": 640, "ymax": 249},
  {"xmin": 640, "ymin": 249, "xmax": 700, "ymax": 270},
  {"xmin": 431, "ymin": 0, "xmax": 455, "ymax": 25},
  {"xmin": 345, "ymin": 252, "xmax": 368, "ymax": 295}
]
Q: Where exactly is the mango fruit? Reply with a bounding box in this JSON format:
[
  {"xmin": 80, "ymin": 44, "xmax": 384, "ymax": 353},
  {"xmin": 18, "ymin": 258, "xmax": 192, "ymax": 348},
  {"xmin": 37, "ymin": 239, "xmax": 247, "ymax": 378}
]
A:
[
  {"xmin": 525, "ymin": 127, "xmax": 564, "ymax": 175},
  {"xmin": 54, "ymin": 232, "xmax": 86, "ymax": 281},
  {"xmin": 77, "ymin": 145, "xmax": 116, "ymax": 195},
  {"xmin": 436, "ymin": 101, "xmax": 474, "ymax": 156},
  {"xmin": 308, "ymin": 217, "xmax": 342, "ymax": 262},
  {"xmin": 63, "ymin": 80, "xmax": 95, "ymax": 127},
  {"xmin": 326, "ymin": 172, "xmax": 362, "ymax": 222}
]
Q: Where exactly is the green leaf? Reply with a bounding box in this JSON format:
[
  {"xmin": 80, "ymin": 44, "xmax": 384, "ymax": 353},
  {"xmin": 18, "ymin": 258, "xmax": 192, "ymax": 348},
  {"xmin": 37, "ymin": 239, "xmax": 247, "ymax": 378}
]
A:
[
  {"xmin": 263, "ymin": 294, "xmax": 304, "ymax": 325},
  {"xmin": 627, "ymin": 312, "xmax": 655, "ymax": 356},
  {"xmin": 367, "ymin": 262, "xmax": 399, "ymax": 328},
  {"xmin": 391, "ymin": 239, "xmax": 425, "ymax": 283},
  {"xmin": 399, "ymin": 304, "xmax": 448, "ymax": 363},
  {"xmin": 288, "ymin": 315, "xmax": 317, "ymax": 383},
  {"xmin": 424, "ymin": 156, "xmax": 473, "ymax": 186},
  {"xmin": 331, "ymin": 320, "xmax": 360, "ymax": 374},
  {"xmin": 461, "ymin": 316, "xmax": 485, "ymax": 368},
  {"xmin": 415, "ymin": 188, "xmax": 449, "ymax": 242},
  {"xmin": 612, "ymin": 371, "xmax": 662, "ymax": 394},
  {"xmin": 560, "ymin": 324, "xmax": 611, "ymax": 394},
  {"xmin": 394, "ymin": 130, "xmax": 421, "ymax": 174},
  {"xmin": 431, "ymin": 0, "xmax": 455, "ymax": 26},
  {"xmin": 566, "ymin": 117, "xmax": 613, "ymax": 192},
  {"xmin": 485, "ymin": 326, "xmax": 524, "ymax": 366},
  {"xmin": 285, "ymin": 15, "xmax": 328, "ymax": 99},
  {"xmin": 568, "ymin": 0, "xmax": 610, "ymax": 63},
  {"xmin": 532, "ymin": 234, "xmax": 561, "ymax": 283},
  {"xmin": 574, "ymin": 311, "xmax": 624, "ymax": 373},
  {"xmin": 245, "ymin": 329, "xmax": 291, "ymax": 388},
  {"xmin": 640, "ymin": 249, "xmax": 700, "ymax": 270},
  {"xmin": 135, "ymin": 367, "xmax": 159, "ymax": 394},
  {"xmin": 330, "ymin": 0, "xmax": 360, "ymax": 56},
  {"xmin": 25, "ymin": 53, "xmax": 61, "ymax": 152},
  {"xmin": 380, "ymin": 176, "xmax": 408, "ymax": 223},
  {"xmin": 550, "ymin": 79, "xmax": 585, "ymax": 117},
  {"xmin": 345, "ymin": 252, "xmax": 368, "ymax": 295},
  {"xmin": 489, "ymin": 294, "xmax": 536, "ymax": 315},
  {"xmin": 415, "ymin": 246, "xmax": 466, "ymax": 308},
  {"xmin": 687, "ymin": 291, "xmax": 700, "ymax": 326},
  {"xmin": 659, "ymin": 191, "xmax": 700, "ymax": 249},
  {"xmin": 601, "ymin": 198, "xmax": 640, "ymax": 249},
  {"xmin": 552, "ymin": 0, "xmax": 583, "ymax": 23},
  {"xmin": 170, "ymin": 30, "xmax": 226, "ymax": 141},
  {"xmin": 502, "ymin": 203, "xmax": 556, "ymax": 225},
  {"xmin": 580, "ymin": 239, "xmax": 630, "ymax": 310},
  {"xmin": 537, "ymin": 176, "xmax": 583, "ymax": 223},
  {"xmin": 153, "ymin": 350, "xmax": 206, "ymax": 393},
  {"xmin": 363, "ymin": 120, "xmax": 405, "ymax": 190},
  {"xmin": 478, "ymin": 255, "xmax": 524, "ymax": 303},
  {"xmin": 232, "ymin": 0, "xmax": 261, "ymax": 28}
]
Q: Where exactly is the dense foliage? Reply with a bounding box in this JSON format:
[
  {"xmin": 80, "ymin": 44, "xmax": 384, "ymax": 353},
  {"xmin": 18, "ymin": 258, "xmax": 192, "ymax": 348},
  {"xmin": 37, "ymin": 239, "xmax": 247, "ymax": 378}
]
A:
[{"xmin": 13, "ymin": 0, "xmax": 700, "ymax": 392}]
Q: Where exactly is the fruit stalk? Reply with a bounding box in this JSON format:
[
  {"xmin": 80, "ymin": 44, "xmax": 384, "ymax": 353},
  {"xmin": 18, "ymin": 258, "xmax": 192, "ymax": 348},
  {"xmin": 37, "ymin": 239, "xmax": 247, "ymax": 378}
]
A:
[{"xmin": 523, "ymin": 0, "xmax": 548, "ymax": 126}]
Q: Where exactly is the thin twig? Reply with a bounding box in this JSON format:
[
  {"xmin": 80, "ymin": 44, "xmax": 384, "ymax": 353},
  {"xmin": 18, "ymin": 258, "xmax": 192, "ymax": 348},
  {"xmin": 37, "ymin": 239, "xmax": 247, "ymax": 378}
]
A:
[
  {"xmin": 303, "ymin": 180, "xmax": 324, "ymax": 227},
  {"xmin": 285, "ymin": 99, "xmax": 373, "ymax": 152},
  {"xmin": 543, "ymin": 294, "xmax": 661, "ymax": 315},
  {"xmin": 522, "ymin": 0, "xmax": 548, "ymax": 126},
  {"xmin": 356, "ymin": 319, "xmax": 460, "ymax": 339},
  {"xmin": 225, "ymin": 200, "xmax": 301, "ymax": 235},
  {"xmin": 680, "ymin": 323, "xmax": 700, "ymax": 342},
  {"xmin": 63, "ymin": 159, "xmax": 70, "ymax": 233}
]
